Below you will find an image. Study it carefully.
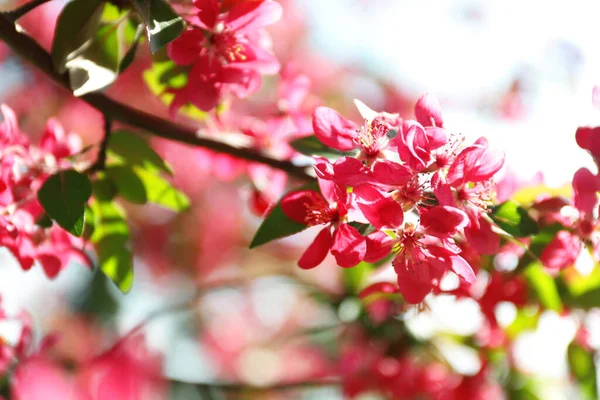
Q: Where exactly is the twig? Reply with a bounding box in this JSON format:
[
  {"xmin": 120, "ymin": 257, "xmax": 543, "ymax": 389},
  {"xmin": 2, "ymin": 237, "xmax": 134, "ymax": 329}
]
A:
[
  {"xmin": 87, "ymin": 114, "xmax": 112, "ymax": 173},
  {"xmin": 5, "ymin": 0, "xmax": 53, "ymax": 22},
  {"xmin": 170, "ymin": 378, "xmax": 340, "ymax": 393},
  {"xmin": 0, "ymin": 12, "xmax": 314, "ymax": 181}
]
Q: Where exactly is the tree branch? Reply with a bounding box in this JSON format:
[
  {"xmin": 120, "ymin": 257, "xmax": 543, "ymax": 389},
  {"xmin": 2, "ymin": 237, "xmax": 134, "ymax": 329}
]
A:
[
  {"xmin": 170, "ymin": 378, "xmax": 340, "ymax": 393},
  {"xmin": 0, "ymin": 13, "xmax": 314, "ymax": 181},
  {"xmin": 87, "ymin": 114, "xmax": 111, "ymax": 173},
  {"xmin": 5, "ymin": 0, "xmax": 53, "ymax": 22}
]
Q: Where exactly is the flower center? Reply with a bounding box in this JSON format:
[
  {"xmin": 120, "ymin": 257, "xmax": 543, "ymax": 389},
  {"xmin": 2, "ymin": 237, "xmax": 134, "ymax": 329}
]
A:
[
  {"xmin": 303, "ymin": 194, "xmax": 338, "ymax": 226},
  {"xmin": 353, "ymin": 119, "xmax": 390, "ymax": 156}
]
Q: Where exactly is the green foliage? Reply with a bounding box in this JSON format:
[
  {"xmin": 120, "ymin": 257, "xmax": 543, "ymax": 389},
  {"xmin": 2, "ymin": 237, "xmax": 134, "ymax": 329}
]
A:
[
  {"xmin": 249, "ymin": 202, "xmax": 309, "ymax": 249},
  {"xmin": 103, "ymin": 131, "xmax": 189, "ymax": 211},
  {"xmin": 52, "ymin": 1, "xmax": 145, "ymax": 96},
  {"xmin": 131, "ymin": 0, "xmax": 185, "ymax": 53},
  {"xmin": 491, "ymin": 200, "xmax": 539, "ymax": 237},
  {"xmin": 119, "ymin": 24, "xmax": 145, "ymax": 73},
  {"xmin": 35, "ymin": 214, "xmax": 53, "ymax": 228},
  {"xmin": 290, "ymin": 135, "xmax": 356, "ymax": 159},
  {"xmin": 105, "ymin": 166, "xmax": 148, "ymax": 204},
  {"xmin": 524, "ymin": 262, "xmax": 562, "ymax": 312},
  {"xmin": 89, "ymin": 198, "xmax": 133, "ymax": 293},
  {"xmin": 249, "ymin": 181, "xmax": 321, "ymax": 249},
  {"xmin": 505, "ymin": 307, "xmax": 540, "ymax": 339},
  {"xmin": 133, "ymin": 167, "xmax": 190, "ymax": 211},
  {"xmin": 91, "ymin": 174, "xmax": 118, "ymax": 202},
  {"xmin": 51, "ymin": 0, "xmax": 104, "ymax": 73},
  {"xmin": 348, "ymin": 221, "xmax": 376, "ymax": 236},
  {"xmin": 108, "ymin": 130, "xmax": 172, "ymax": 175},
  {"xmin": 37, "ymin": 169, "xmax": 92, "ymax": 237},
  {"xmin": 342, "ymin": 262, "xmax": 374, "ymax": 294},
  {"xmin": 568, "ymin": 342, "xmax": 598, "ymax": 400},
  {"xmin": 105, "ymin": 165, "xmax": 189, "ymax": 211}
]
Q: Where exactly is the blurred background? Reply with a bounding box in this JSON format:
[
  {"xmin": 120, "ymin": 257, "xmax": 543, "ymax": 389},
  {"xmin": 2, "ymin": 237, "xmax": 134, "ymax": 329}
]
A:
[{"xmin": 0, "ymin": 0, "xmax": 599, "ymax": 398}]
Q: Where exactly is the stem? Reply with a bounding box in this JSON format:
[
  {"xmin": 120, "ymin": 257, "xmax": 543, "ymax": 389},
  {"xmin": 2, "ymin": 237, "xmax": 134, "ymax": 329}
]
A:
[
  {"xmin": 0, "ymin": 12, "xmax": 314, "ymax": 181},
  {"xmin": 87, "ymin": 114, "xmax": 112, "ymax": 173},
  {"xmin": 170, "ymin": 378, "xmax": 340, "ymax": 393},
  {"xmin": 6, "ymin": 0, "xmax": 53, "ymax": 22}
]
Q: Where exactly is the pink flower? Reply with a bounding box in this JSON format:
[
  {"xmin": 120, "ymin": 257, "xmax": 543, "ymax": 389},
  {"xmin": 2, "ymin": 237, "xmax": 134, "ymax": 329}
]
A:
[
  {"xmin": 414, "ymin": 93, "xmax": 444, "ymax": 128},
  {"xmin": 364, "ymin": 204, "xmax": 474, "ymax": 304},
  {"xmin": 312, "ymin": 104, "xmax": 400, "ymax": 161},
  {"xmin": 281, "ymin": 182, "xmax": 366, "ymax": 268},
  {"xmin": 0, "ymin": 105, "xmax": 89, "ymax": 277},
  {"xmin": 167, "ymin": 0, "xmax": 282, "ymax": 113},
  {"xmin": 539, "ymin": 168, "xmax": 600, "ymax": 270},
  {"xmin": 433, "ymin": 137, "xmax": 505, "ymax": 254},
  {"xmin": 77, "ymin": 337, "xmax": 166, "ymax": 400}
]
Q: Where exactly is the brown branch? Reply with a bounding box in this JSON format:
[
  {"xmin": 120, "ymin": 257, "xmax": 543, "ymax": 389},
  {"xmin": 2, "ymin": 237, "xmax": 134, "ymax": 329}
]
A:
[
  {"xmin": 0, "ymin": 12, "xmax": 314, "ymax": 181},
  {"xmin": 87, "ymin": 114, "xmax": 112, "ymax": 173},
  {"xmin": 171, "ymin": 378, "xmax": 340, "ymax": 393},
  {"xmin": 5, "ymin": 0, "xmax": 53, "ymax": 21}
]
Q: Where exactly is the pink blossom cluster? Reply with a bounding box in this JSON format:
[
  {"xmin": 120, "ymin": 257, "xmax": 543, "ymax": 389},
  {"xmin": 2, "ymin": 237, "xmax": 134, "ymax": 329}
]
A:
[
  {"xmin": 166, "ymin": 0, "xmax": 282, "ymax": 113},
  {"xmin": 0, "ymin": 105, "xmax": 89, "ymax": 277},
  {"xmin": 517, "ymin": 89, "xmax": 600, "ymax": 273},
  {"xmin": 340, "ymin": 336, "xmax": 502, "ymax": 399},
  {"xmin": 0, "ymin": 301, "xmax": 165, "ymax": 400},
  {"xmin": 281, "ymin": 94, "xmax": 506, "ymax": 303}
]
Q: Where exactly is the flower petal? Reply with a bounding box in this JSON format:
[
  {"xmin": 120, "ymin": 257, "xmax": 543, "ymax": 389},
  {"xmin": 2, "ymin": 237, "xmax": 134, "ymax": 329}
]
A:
[
  {"xmin": 192, "ymin": 0, "xmax": 219, "ymax": 29},
  {"xmin": 331, "ymin": 224, "xmax": 366, "ymax": 267},
  {"xmin": 333, "ymin": 157, "xmax": 371, "ymax": 186},
  {"xmin": 447, "ymin": 137, "xmax": 504, "ymax": 186},
  {"xmin": 573, "ymin": 167, "xmax": 600, "ymax": 216},
  {"xmin": 420, "ymin": 206, "xmax": 468, "ymax": 238},
  {"xmin": 364, "ymin": 231, "xmax": 394, "ymax": 263},
  {"xmin": 414, "ymin": 93, "xmax": 443, "ymax": 127},
  {"xmin": 464, "ymin": 216, "xmax": 500, "ymax": 255},
  {"xmin": 353, "ymin": 184, "xmax": 404, "ymax": 230},
  {"xmin": 225, "ymin": 0, "xmax": 283, "ymax": 34},
  {"xmin": 371, "ymin": 160, "xmax": 411, "ymax": 187},
  {"xmin": 280, "ymin": 190, "xmax": 326, "ymax": 224},
  {"xmin": 312, "ymin": 107, "xmax": 358, "ymax": 151},
  {"xmin": 540, "ymin": 231, "xmax": 581, "ymax": 270},
  {"xmin": 298, "ymin": 227, "xmax": 333, "ymax": 269},
  {"xmin": 167, "ymin": 29, "xmax": 204, "ymax": 66}
]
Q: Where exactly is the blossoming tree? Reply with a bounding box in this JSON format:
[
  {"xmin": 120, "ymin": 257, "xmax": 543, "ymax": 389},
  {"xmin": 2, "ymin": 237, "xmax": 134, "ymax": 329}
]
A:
[{"xmin": 0, "ymin": 0, "xmax": 599, "ymax": 399}]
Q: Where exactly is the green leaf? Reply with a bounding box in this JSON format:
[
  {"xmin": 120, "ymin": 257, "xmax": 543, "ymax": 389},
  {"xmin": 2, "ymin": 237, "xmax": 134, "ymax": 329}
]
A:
[
  {"xmin": 106, "ymin": 166, "xmax": 147, "ymax": 204},
  {"xmin": 490, "ymin": 200, "xmax": 539, "ymax": 237},
  {"xmin": 249, "ymin": 181, "xmax": 320, "ymax": 249},
  {"xmin": 290, "ymin": 135, "xmax": 356, "ymax": 159},
  {"xmin": 343, "ymin": 262, "xmax": 373, "ymax": 294},
  {"xmin": 568, "ymin": 342, "xmax": 598, "ymax": 400},
  {"xmin": 60, "ymin": 3, "xmax": 142, "ymax": 95},
  {"xmin": 134, "ymin": 167, "xmax": 190, "ymax": 211},
  {"xmin": 36, "ymin": 214, "xmax": 53, "ymax": 228},
  {"xmin": 132, "ymin": 0, "xmax": 185, "ymax": 53},
  {"xmin": 119, "ymin": 24, "xmax": 144, "ymax": 73},
  {"xmin": 51, "ymin": 0, "xmax": 104, "ymax": 73},
  {"xmin": 106, "ymin": 165, "xmax": 190, "ymax": 211},
  {"xmin": 505, "ymin": 307, "xmax": 540, "ymax": 339},
  {"xmin": 107, "ymin": 130, "xmax": 172, "ymax": 174},
  {"xmin": 90, "ymin": 199, "xmax": 133, "ymax": 292},
  {"xmin": 524, "ymin": 262, "xmax": 562, "ymax": 312},
  {"xmin": 92, "ymin": 174, "xmax": 117, "ymax": 202},
  {"xmin": 348, "ymin": 221, "xmax": 375, "ymax": 236},
  {"xmin": 37, "ymin": 170, "xmax": 92, "ymax": 237}
]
